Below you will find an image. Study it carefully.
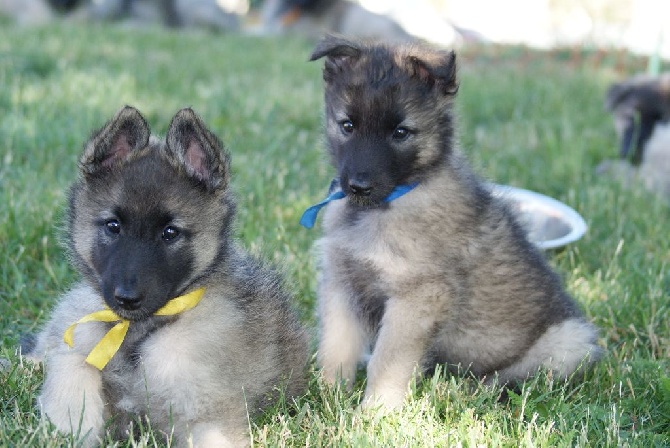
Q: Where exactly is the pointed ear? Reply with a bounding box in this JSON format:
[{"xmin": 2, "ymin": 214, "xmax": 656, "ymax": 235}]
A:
[
  {"xmin": 166, "ymin": 108, "xmax": 230, "ymax": 192},
  {"xmin": 80, "ymin": 106, "xmax": 150, "ymax": 175},
  {"xmin": 406, "ymin": 49, "xmax": 459, "ymax": 96},
  {"xmin": 309, "ymin": 34, "xmax": 362, "ymax": 83}
]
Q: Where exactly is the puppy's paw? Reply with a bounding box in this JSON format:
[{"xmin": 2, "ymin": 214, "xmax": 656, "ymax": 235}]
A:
[
  {"xmin": 319, "ymin": 364, "xmax": 357, "ymax": 391},
  {"xmin": 38, "ymin": 353, "xmax": 106, "ymax": 443},
  {"xmin": 190, "ymin": 423, "xmax": 249, "ymax": 448},
  {"xmin": 360, "ymin": 385, "xmax": 407, "ymax": 411}
]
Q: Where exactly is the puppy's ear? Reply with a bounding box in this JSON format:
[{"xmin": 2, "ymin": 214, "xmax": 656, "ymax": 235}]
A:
[
  {"xmin": 310, "ymin": 34, "xmax": 362, "ymax": 83},
  {"xmin": 80, "ymin": 106, "xmax": 150, "ymax": 176},
  {"xmin": 604, "ymin": 82, "xmax": 629, "ymax": 112},
  {"xmin": 407, "ymin": 49, "xmax": 459, "ymax": 96},
  {"xmin": 166, "ymin": 108, "xmax": 230, "ymax": 192}
]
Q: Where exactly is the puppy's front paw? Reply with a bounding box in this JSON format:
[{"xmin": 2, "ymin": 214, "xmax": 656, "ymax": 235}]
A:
[
  {"xmin": 39, "ymin": 354, "xmax": 106, "ymax": 444},
  {"xmin": 361, "ymin": 384, "xmax": 407, "ymax": 410},
  {"xmin": 318, "ymin": 352, "xmax": 361, "ymax": 392},
  {"xmin": 190, "ymin": 423, "xmax": 249, "ymax": 448}
]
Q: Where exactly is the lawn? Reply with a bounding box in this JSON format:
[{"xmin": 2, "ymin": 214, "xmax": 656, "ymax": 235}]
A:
[{"xmin": 0, "ymin": 23, "xmax": 668, "ymax": 446}]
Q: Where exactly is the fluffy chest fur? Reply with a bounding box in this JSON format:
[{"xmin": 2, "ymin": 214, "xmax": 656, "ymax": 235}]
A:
[
  {"xmin": 318, "ymin": 174, "xmax": 485, "ymax": 283},
  {"xmin": 103, "ymin": 296, "xmax": 242, "ymax": 419}
]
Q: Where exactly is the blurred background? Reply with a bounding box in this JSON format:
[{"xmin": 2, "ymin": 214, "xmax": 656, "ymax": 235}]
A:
[{"xmin": 2, "ymin": 0, "xmax": 667, "ymax": 60}]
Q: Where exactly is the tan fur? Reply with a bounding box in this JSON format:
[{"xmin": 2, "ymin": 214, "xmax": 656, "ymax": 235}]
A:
[
  {"xmin": 310, "ymin": 37, "xmax": 601, "ymax": 409},
  {"xmin": 596, "ymin": 123, "xmax": 670, "ymax": 202},
  {"xmin": 27, "ymin": 107, "xmax": 308, "ymax": 446},
  {"xmin": 639, "ymin": 123, "xmax": 670, "ymax": 199}
]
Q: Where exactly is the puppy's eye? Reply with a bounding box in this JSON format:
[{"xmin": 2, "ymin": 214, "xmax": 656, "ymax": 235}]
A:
[
  {"xmin": 162, "ymin": 225, "xmax": 180, "ymax": 242},
  {"xmin": 392, "ymin": 126, "xmax": 411, "ymax": 141},
  {"xmin": 105, "ymin": 219, "xmax": 121, "ymax": 235},
  {"xmin": 340, "ymin": 120, "xmax": 354, "ymax": 134}
]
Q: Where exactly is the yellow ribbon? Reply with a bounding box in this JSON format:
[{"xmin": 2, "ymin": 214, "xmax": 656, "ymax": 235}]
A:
[{"xmin": 63, "ymin": 287, "xmax": 206, "ymax": 370}]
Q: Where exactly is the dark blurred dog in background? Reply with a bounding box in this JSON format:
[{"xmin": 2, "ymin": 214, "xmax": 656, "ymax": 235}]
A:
[
  {"xmin": 45, "ymin": 0, "xmax": 242, "ymax": 30},
  {"xmin": 256, "ymin": 0, "xmax": 411, "ymax": 41},
  {"xmin": 605, "ymin": 73, "xmax": 670, "ymax": 165},
  {"xmin": 599, "ymin": 73, "xmax": 670, "ymax": 201}
]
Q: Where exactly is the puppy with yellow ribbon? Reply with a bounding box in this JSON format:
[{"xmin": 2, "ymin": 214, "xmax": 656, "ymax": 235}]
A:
[{"xmin": 24, "ymin": 107, "xmax": 309, "ymax": 447}]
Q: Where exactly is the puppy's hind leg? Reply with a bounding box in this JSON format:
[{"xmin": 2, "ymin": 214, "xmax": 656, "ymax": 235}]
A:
[
  {"xmin": 317, "ymin": 276, "xmax": 366, "ymax": 389},
  {"xmin": 493, "ymin": 318, "xmax": 602, "ymax": 385}
]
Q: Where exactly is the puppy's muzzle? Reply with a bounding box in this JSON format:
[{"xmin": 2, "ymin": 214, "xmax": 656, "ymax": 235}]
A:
[
  {"xmin": 114, "ymin": 287, "xmax": 142, "ymax": 311},
  {"xmin": 347, "ymin": 176, "xmax": 373, "ymax": 197}
]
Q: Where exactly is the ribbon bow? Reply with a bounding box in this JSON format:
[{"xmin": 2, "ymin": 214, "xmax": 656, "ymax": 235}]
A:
[
  {"xmin": 299, "ymin": 182, "xmax": 418, "ymax": 229},
  {"xmin": 63, "ymin": 287, "xmax": 206, "ymax": 370}
]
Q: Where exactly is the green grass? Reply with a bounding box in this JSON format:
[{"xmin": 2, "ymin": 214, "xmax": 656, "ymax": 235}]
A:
[{"xmin": 0, "ymin": 23, "xmax": 668, "ymax": 446}]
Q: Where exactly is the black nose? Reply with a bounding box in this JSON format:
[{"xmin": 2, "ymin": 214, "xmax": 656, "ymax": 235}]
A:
[
  {"xmin": 114, "ymin": 287, "xmax": 142, "ymax": 310},
  {"xmin": 348, "ymin": 178, "xmax": 372, "ymax": 196}
]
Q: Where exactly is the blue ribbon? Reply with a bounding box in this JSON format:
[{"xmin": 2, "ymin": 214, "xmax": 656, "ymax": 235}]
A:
[{"xmin": 299, "ymin": 182, "xmax": 418, "ymax": 229}]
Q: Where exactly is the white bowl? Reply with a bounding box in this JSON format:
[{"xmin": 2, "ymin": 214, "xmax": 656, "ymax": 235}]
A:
[{"xmin": 491, "ymin": 184, "xmax": 588, "ymax": 250}]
